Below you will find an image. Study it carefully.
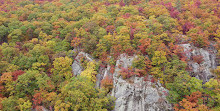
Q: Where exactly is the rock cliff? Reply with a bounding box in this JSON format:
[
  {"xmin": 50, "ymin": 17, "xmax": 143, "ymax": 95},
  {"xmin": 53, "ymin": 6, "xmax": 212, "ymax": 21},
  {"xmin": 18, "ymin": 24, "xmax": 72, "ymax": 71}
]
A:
[
  {"xmin": 111, "ymin": 54, "xmax": 172, "ymax": 111},
  {"xmin": 72, "ymin": 53, "xmax": 172, "ymax": 111},
  {"xmin": 180, "ymin": 44, "xmax": 217, "ymax": 82},
  {"xmin": 71, "ymin": 44, "xmax": 218, "ymax": 111}
]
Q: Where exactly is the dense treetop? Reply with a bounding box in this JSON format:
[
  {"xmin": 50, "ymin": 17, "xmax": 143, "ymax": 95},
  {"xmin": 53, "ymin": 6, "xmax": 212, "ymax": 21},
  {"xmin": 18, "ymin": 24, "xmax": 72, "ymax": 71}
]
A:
[{"xmin": 0, "ymin": 0, "xmax": 220, "ymax": 110}]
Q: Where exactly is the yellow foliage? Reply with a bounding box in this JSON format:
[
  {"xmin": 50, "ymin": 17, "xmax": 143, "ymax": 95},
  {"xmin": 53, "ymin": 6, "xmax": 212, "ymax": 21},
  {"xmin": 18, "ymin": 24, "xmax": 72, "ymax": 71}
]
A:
[
  {"xmin": 54, "ymin": 100, "xmax": 71, "ymax": 111},
  {"xmin": 52, "ymin": 57, "xmax": 73, "ymax": 80},
  {"xmin": 80, "ymin": 62, "xmax": 97, "ymax": 82},
  {"xmin": 6, "ymin": 64, "xmax": 19, "ymax": 72},
  {"xmin": 17, "ymin": 98, "xmax": 32, "ymax": 111},
  {"xmin": 32, "ymin": 62, "xmax": 47, "ymax": 71}
]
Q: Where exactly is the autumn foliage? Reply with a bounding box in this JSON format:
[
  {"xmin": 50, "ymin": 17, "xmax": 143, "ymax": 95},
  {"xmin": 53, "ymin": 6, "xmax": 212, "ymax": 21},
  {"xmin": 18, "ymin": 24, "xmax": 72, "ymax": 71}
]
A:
[{"xmin": 0, "ymin": 0, "xmax": 220, "ymax": 110}]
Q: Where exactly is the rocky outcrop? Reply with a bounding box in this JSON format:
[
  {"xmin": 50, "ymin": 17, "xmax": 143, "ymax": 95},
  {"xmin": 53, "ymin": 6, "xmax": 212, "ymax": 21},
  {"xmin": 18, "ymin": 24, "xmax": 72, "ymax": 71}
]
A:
[
  {"xmin": 180, "ymin": 43, "xmax": 217, "ymax": 82},
  {"xmin": 71, "ymin": 51, "xmax": 105, "ymax": 87},
  {"xmin": 111, "ymin": 54, "xmax": 172, "ymax": 111},
  {"xmin": 71, "ymin": 52, "xmax": 93, "ymax": 76},
  {"xmin": 71, "ymin": 52, "xmax": 172, "ymax": 111}
]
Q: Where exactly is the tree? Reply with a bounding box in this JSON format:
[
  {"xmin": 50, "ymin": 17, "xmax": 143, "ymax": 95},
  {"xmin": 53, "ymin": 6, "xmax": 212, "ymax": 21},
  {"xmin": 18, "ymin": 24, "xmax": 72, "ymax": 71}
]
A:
[
  {"xmin": 8, "ymin": 29, "xmax": 23, "ymax": 43},
  {"xmin": 151, "ymin": 51, "xmax": 167, "ymax": 66},
  {"xmin": 51, "ymin": 56, "xmax": 72, "ymax": 86},
  {"xmin": 1, "ymin": 96, "xmax": 18, "ymax": 111},
  {"xmin": 17, "ymin": 98, "xmax": 32, "ymax": 111},
  {"xmin": 0, "ymin": 72, "xmax": 14, "ymax": 96},
  {"xmin": 1, "ymin": 44, "xmax": 19, "ymax": 62},
  {"xmin": 101, "ymin": 75, "xmax": 113, "ymax": 92},
  {"xmin": 166, "ymin": 74, "xmax": 203, "ymax": 104},
  {"xmin": 0, "ymin": 25, "xmax": 8, "ymax": 42},
  {"xmin": 80, "ymin": 62, "xmax": 98, "ymax": 82},
  {"xmin": 175, "ymin": 0, "xmax": 181, "ymax": 11},
  {"xmin": 204, "ymin": 79, "xmax": 220, "ymax": 108},
  {"xmin": 138, "ymin": 38, "xmax": 151, "ymax": 54},
  {"xmin": 54, "ymin": 76, "xmax": 114, "ymax": 111},
  {"xmin": 14, "ymin": 70, "xmax": 52, "ymax": 97},
  {"xmin": 174, "ymin": 91, "xmax": 208, "ymax": 111}
]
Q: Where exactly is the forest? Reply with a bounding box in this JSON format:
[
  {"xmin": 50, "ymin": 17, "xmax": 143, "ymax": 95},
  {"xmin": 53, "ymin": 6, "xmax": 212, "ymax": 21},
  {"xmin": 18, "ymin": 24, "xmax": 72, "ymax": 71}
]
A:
[{"xmin": 0, "ymin": 0, "xmax": 220, "ymax": 111}]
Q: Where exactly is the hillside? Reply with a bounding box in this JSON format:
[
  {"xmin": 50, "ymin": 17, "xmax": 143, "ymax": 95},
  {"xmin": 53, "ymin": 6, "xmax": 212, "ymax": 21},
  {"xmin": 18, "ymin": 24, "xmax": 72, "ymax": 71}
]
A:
[{"xmin": 0, "ymin": 0, "xmax": 220, "ymax": 111}]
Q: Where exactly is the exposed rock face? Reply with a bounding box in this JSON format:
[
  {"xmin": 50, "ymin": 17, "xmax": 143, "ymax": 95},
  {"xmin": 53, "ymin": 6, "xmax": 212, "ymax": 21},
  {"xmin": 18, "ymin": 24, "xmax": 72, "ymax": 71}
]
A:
[
  {"xmin": 180, "ymin": 44, "xmax": 217, "ymax": 82},
  {"xmin": 71, "ymin": 52, "xmax": 93, "ymax": 76},
  {"xmin": 71, "ymin": 51, "xmax": 105, "ymax": 87},
  {"xmin": 72, "ymin": 52, "xmax": 172, "ymax": 111},
  {"xmin": 111, "ymin": 54, "xmax": 172, "ymax": 111}
]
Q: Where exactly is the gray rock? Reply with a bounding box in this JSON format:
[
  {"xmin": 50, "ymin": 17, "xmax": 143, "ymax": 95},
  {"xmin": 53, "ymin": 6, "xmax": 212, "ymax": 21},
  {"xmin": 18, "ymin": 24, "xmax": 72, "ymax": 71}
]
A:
[
  {"xmin": 71, "ymin": 52, "xmax": 172, "ymax": 111},
  {"xmin": 180, "ymin": 43, "xmax": 217, "ymax": 82},
  {"xmin": 71, "ymin": 52, "xmax": 93, "ymax": 76},
  {"xmin": 111, "ymin": 54, "xmax": 172, "ymax": 111}
]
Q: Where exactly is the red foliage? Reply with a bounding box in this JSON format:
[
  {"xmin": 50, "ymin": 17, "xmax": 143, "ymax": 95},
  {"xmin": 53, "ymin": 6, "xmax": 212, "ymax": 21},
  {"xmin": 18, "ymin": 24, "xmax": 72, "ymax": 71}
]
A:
[
  {"xmin": 15, "ymin": 42, "xmax": 23, "ymax": 51},
  {"xmin": 145, "ymin": 57, "xmax": 152, "ymax": 72},
  {"xmin": 134, "ymin": 68, "xmax": 146, "ymax": 77},
  {"xmin": 138, "ymin": 7, "xmax": 144, "ymax": 13},
  {"xmin": 170, "ymin": 10, "xmax": 180, "ymax": 19},
  {"xmin": 100, "ymin": 63, "xmax": 106, "ymax": 69},
  {"xmin": 182, "ymin": 22, "xmax": 194, "ymax": 34},
  {"xmin": 122, "ymin": 13, "xmax": 131, "ymax": 19},
  {"xmin": 93, "ymin": 6, "xmax": 98, "ymax": 12},
  {"xmin": 104, "ymin": 1, "xmax": 110, "ymax": 6},
  {"xmin": 163, "ymin": 2, "xmax": 180, "ymax": 19},
  {"xmin": 162, "ymin": 90, "xmax": 168, "ymax": 96},
  {"xmin": 111, "ymin": 45, "xmax": 122, "ymax": 59},
  {"xmin": 119, "ymin": 0, "xmax": 125, "ymax": 7},
  {"xmin": 0, "ymin": 81, "xmax": 4, "ymax": 96},
  {"xmin": 194, "ymin": 0, "xmax": 201, "ymax": 8},
  {"xmin": 186, "ymin": 91, "xmax": 202, "ymax": 103},
  {"xmin": 34, "ymin": 0, "xmax": 53, "ymax": 4},
  {"xmin": 144, "ymin": 75, "xmax": 149, "ymax": 81},
  {"xmin": 12, "ymin": 70, "xmax": 25, "ymax": 81},
  {"xmin": 138, "ymin": 38, "xmax": 151, "ymax": 54},
  {"xmin": 169, "ymin": 43, "xmax": 187, "ymax": 61},
  {"xmin": 110, "ymin": 65, "xmax": 115, "ymax": 74},
  {"xmin": 35, "ymin": 106, "xmax": 44, "ymax": 111},
  {"xmin": 192, "ymin": 55, "xmax": 204, "ymax": 64},
  {"xmin": 19, "ymin": 14, "xmax": 28, "ymax": 21},
  {"xmin": 130, "ymin": 27, "xmax": 135, "ymax": 40},
  {"xmin": 125, "ymin": 47, "xmax": 135, "ymax": 56},
  {"xmin": 151, "ymin": 78, "xmax": 155, "ymax": 83},
  {"xmin": 120, "ymin": 67, "xmax": 140, "ymax": 79},
  {"xmin": 106, "ymin": 25, "xmax": 115, "ymax": 34},
  {"xmin": 32, "ymin": 92, "xmax": 43, "ymax": 108}
]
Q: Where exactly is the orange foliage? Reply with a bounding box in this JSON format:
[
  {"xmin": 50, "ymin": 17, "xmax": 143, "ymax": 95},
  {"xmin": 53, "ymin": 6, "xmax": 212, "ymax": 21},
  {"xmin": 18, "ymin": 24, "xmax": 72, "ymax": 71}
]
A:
[
  {"xmin": 71, "ymin": 37, "xmax": 81, "ymax": 48},
  {"xmin": 32, "ymin": 92, "xmax": 43, "ymax": 108},
  {"xmin": 101, "ymin": 75, "xmax": 113, "ymax": 90},
  {"xmin": 138, "ymin": 38, "xmax": 151, "ymax": 54},
  {"xmin": 174, "ymin": 91, "xmax": 208, "ymax": 111}
]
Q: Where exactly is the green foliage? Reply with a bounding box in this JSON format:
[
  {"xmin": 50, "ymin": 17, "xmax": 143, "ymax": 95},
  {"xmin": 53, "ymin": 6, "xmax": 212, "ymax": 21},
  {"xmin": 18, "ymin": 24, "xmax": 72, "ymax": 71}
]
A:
[
  {"xmin": 55, "ymin": 76, "xmax": 115, "ymax": 111},
  {"xmin": 0, "ymin": 0, "xmax": 220, "ymax": 110},
  {"xmin": 166, "ymin": 74, "xmax": 203, "ymax": 103},
  {"xmin": 0, "ymin": 25, "xmax": 8, "ymax": 42},
  {"xmin": 1, "ymin": 96, "xmax": 18, "ymax": 111},
  {"xmin": 14, "ymin": 70, "xmax": 53, "ymax": 97}
]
